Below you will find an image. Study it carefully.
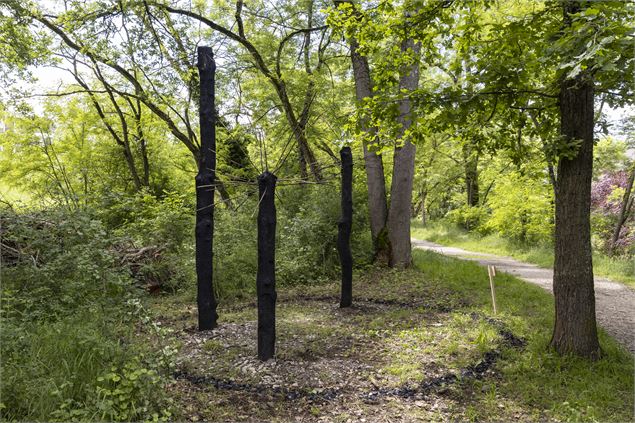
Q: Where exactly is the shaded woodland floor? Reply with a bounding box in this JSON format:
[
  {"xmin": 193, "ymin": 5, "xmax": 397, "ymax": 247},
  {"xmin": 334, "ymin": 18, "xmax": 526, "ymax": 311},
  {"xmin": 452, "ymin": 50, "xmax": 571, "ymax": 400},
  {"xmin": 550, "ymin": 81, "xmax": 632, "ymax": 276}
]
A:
[{"xmin": 147, "ymin": 251, "xmax": 633, "ymax": 422}]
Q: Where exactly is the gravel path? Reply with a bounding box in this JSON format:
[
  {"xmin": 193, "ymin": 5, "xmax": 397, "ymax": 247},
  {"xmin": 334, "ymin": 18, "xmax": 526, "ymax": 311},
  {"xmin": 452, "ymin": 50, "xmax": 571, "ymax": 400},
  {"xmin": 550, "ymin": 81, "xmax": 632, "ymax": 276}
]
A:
[{"xmin": 412, "ymin": 238, "xmax": 635, "ymax": 354}]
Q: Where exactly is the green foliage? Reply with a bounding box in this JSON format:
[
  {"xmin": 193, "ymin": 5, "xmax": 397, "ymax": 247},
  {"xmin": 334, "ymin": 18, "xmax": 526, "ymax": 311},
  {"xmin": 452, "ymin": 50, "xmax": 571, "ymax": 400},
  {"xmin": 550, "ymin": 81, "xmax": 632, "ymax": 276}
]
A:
[
  {"xmin": 1, "ymin": 0, "xmax": 632, "ymax": 420},
  {"xmin": 277, "ymin": 184, "xmax": 372, "ymax": 284},
  {"xmin": 594, "ymin": 137, "xmax": 629, "ymax": 177},
  {"xmin": 446, "ymin": 205, "xmax": 490, "ymax": 233},
  {"xmin": 485, "ymin": 172, "xmax": 553, "ymax": 245},
  {"xmin": 1, "ymin": 313, "xmax": 172, "ymax": 422},
  {"xmin": 102, "ymin": 190, "xmax": 196, "ymax": 293},
  {"xmin": 213, "ymin": 184, "xmax": 373, "ymax": 299},
  {"xmin": 0, "ymin": 0, "xmax": 51, "ymax": 86},
  {"xmin": 1, "ymin": 208, "xmax": 130, "ymax": 321},
  {"xmin": 0, "ymin": 207, "xmax": 174, "ymax": 421},
  {"xmin": 0, "ymin": 100, "xmax": 191, "ymax": 210}
]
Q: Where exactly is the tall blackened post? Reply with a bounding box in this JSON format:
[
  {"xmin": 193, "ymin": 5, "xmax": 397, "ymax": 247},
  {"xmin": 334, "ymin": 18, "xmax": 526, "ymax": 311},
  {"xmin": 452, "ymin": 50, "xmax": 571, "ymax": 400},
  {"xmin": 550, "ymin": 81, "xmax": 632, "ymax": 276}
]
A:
[
  {"xmin": 195, "ymin": 46, "xmax": 219, "ymax": 330},
  {"xmin": 257, "ymin": 171, "xmax": 278, "ymax": 360},
  {"xmin": 338, "ymin": 147, "xmax": 353, "ymax": 307}
]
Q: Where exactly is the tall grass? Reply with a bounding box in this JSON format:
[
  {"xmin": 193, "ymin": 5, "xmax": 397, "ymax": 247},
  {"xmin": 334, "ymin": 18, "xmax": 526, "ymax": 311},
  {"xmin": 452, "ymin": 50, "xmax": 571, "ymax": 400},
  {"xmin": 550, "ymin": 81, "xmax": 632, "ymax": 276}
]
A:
[{"xmin": 1, "ymin": 315, "xmax": 127, "ymax": 420}]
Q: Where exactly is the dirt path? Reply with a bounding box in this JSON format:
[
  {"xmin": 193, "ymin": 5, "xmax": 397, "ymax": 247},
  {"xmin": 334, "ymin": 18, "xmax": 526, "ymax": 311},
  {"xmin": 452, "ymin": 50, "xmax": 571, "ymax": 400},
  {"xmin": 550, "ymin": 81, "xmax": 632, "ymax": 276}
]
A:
[{"xmin": 412, "ymin": 238, "xmax": 635, "ymax": 354}]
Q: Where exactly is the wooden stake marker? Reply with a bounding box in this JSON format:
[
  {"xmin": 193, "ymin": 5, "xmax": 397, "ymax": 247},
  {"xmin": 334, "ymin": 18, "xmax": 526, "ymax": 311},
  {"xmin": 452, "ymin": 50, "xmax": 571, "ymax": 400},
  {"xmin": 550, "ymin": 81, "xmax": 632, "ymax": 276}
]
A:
[{"xmin": 487, "ymin": 265, "xmax": 497, "ymax": 314}]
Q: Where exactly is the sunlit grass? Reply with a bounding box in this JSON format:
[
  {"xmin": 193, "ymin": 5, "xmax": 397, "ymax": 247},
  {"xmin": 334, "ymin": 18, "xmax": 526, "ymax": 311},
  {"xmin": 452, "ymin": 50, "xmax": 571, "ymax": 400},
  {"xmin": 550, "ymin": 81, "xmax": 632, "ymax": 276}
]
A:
[
  {"xmin": 412, "ymin": 249, "xmax": 634, "ymax": 422},
  {"xmin": 411, "ymin": 220, "xmax": 635, "ymax": 288}
]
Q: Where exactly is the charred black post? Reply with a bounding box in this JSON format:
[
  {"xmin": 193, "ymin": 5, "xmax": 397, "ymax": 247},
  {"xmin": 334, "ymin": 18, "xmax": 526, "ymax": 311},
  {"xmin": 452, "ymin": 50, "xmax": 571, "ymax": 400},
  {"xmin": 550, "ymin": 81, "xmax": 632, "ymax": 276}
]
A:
[
  {"xmin": 257, "ymin": 171, "xmax": 278, "ymax": 360},
  {"xmin": 338, "ymin": 147, "xmax": 353, "ymax": 308},
  {"xmin": 195, "ymin": 46, "xmax": 219, "ymax": 331}
]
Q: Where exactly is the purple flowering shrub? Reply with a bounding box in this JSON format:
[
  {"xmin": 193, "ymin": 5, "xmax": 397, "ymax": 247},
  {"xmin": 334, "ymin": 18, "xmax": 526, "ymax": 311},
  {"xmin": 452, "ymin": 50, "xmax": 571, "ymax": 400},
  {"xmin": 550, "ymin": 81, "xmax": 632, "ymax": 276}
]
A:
[{"xmin": 591, "ymin": 171, "xmax": 633, "ymax": 254}]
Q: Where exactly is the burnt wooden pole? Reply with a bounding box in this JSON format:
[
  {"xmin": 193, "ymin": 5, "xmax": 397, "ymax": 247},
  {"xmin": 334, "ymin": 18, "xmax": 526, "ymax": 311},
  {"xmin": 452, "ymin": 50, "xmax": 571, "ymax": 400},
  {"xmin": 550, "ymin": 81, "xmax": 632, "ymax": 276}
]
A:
[
  {"xmin": 257, "ymin": 171, "xmax": 277, "ymax": 360},
  {"xmin": 338, "ymin": 147, "xmax": 354, "ymax": 308},
  {"xmin": 195, "ymin": 46, "xmax": 219, "ymax": 331}
]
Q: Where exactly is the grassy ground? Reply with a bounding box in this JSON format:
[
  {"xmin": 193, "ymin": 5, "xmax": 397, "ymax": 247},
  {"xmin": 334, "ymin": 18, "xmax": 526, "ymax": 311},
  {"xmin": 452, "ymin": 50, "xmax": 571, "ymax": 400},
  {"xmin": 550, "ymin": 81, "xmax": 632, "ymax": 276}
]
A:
[
  {"xmin": 148, "ymin": 250, "xmax": 633, "ymax": 422},
  {"xmin": 411, "ymin": 221, "xmax": 635, "ymax": 288}
]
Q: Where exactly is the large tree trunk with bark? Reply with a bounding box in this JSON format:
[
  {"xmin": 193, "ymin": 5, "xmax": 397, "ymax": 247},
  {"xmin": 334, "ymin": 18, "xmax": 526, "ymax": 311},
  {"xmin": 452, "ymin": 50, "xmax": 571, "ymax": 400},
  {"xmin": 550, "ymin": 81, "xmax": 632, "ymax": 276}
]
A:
[
  {"xmin": 338, "ymin": 147, "xmax": 353, "ymax": 307},
  {"xmin": 336, "ymin": 0, "xmax": 389, "ymax": 260},
  {"xmin": 257, "ymin": 171, "xmax": 277, "ymax": 361},
  {"xmin": 351, "ymin": 38, "xmax": 390, "ymax": 261},
  {"xmin": 550, "ymin": 2, "xmax": 600, "ymax": 358},
  {"xmin": 609, "ymin": 166, "xmax": 634, "ymax": 255},
  {"xmin": 195, "ymin": 46, "xmax": 219, "ymax": 331},
  {"xmin": 387, "ymin": 37, "xmax": 421, "ymax": 268}
]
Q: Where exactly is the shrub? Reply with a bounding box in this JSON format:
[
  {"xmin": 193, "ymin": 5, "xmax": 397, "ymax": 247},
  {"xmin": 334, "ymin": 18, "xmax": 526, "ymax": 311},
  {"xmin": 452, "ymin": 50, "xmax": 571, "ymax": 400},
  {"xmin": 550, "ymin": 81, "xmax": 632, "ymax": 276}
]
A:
[
  {"xmin": 0, "ymin": 207, "xmax": 174, "ymax": 422},
  {"xmin": 485, "ymin": 173, "xmax": 553, "ymax": 245},
  {"xmin": 591, "ymin": 171, "xmax": 634, "ymax": 255},
  {"xmin": 1, "ymin": 208, "xmax": 131, "ymax": 321},
  {"xmin": 446, "ymin": 205, "xmax": 490, "ymax": 233},
  {"xmin": 98, "ymin": 190, "xmax": 196, "ymax": 293},
  {"xmin": 212, "ymin": 184, "xmax": 373, "ymax": 298}
]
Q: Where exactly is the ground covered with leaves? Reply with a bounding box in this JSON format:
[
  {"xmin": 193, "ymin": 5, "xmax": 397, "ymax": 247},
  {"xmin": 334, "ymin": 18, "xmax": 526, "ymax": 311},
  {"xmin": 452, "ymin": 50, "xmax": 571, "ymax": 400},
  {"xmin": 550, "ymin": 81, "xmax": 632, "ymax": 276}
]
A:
[{"xmin": 148, "ymin": 250, "xmax": 634, "ymax": 422}]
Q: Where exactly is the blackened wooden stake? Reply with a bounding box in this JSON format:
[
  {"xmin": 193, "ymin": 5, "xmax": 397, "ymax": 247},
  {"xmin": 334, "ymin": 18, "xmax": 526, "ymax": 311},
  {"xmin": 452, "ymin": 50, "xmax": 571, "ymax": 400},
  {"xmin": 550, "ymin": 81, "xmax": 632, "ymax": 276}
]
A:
[
  {"xmin": 257, "ymin": 171, "xmax": 277, "ymax": 360},
  {"xmin": 338, "ymin": 147, "xmax": 353, "ymax": 308},
  {"xmin": 195, "ymin": 46, "xmax": 219, "ymax": 330}
]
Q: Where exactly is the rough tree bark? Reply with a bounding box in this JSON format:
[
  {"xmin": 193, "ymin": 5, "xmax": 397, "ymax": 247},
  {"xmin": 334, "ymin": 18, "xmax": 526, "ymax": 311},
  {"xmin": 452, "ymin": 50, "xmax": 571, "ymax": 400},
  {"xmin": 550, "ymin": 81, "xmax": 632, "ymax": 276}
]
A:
[
  {"xmin": 338, "ymin": 147, "xmax": 353, "ymax": 308},
  {"xmin": 257, "ymin": 171, "xmax": 277, "ymax": 361},
  {"xmin": 549, "ymin": 1, "xmax": 600, "ymax": 358},
  {"xmin": 387, "ymin": 37, "xmax": 421, "ymax": 268},
  {"xmin": 346, "ymin": 28, "xmax": 389, "ymax": 260},
  {"xmin": 195, "ymin": 46, "xmax": 219, "ymax": 331}
]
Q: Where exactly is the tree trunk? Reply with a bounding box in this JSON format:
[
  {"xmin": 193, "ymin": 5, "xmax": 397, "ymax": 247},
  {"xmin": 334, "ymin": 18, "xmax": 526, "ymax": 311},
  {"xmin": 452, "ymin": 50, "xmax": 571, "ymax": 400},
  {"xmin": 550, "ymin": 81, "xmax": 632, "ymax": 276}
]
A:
[
  {"xmin": 215, "ymin": 177, "xmax": 234, "ymax": 211},
  {"xmin": 337, "ymin": 0, "xmax": 389, "ymax": 260},
  {"xmin": 257, "ymin": 171, "xmax": 277, "ymax": 361},
  {"xmin": 338, "ymin": 147, "xmax": 353, "ymax": 308},
  {"xmin": 139, "ymin": 136, "xmax": 150, "ymax": 187},
  {"xmin": 387, "ymin": 37, "xmax": 421, "ymax": 268},
  {"xmin": 421, "ymin": 190, "xmax": 427, "ymax": 226},
  {"xmin": 609, "ymin": 166, "xmax": 634, "ymax": 255},
  {"xmin": 463, "ymin": 144, "xmax": 479, "ymax": 207},
  {"xmin": 121, "ymin": 142, "xmax": 143, "ymax": 192},
  {"xmin": 550, "ymin": 3, "xmax": 600, "ymax": 358},
  {"xmin": 195, "ymin": 46, "xmax": 219, "ymax": 331},
  {"xmin": 134, "ymin": 94, "xmax": 150, "ymax": 188},
  {"xmin": 297, "ymin": 142, "xmax": 309, "ymax": 181},
  {"xmin": 350, "ymin": 42, "xmax": 389, "ymax": 259},
  {"xmin": 295, "ymin": 0, "xmax": 321, "ymax": 183}
]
